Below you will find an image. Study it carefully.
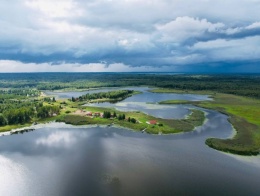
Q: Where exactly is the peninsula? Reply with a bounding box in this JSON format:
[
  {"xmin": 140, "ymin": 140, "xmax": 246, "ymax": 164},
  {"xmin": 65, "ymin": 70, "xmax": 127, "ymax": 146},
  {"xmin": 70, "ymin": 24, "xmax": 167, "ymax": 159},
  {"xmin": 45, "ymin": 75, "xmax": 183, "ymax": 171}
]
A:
[{"xmin": 154, "ymin": 88, "xmax": 260, "ymax": 155}]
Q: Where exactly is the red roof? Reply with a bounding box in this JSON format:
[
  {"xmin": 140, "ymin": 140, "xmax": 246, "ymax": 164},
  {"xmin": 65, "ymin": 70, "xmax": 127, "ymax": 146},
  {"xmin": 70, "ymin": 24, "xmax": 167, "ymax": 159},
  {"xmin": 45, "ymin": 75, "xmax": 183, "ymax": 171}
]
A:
[
  {"xmin": 86, "ymin": 111, "xmax": 92, "ymax": 115},
  {"xmin": 149, "ymin": 120, "xmax": 157, "ymax": 125}
]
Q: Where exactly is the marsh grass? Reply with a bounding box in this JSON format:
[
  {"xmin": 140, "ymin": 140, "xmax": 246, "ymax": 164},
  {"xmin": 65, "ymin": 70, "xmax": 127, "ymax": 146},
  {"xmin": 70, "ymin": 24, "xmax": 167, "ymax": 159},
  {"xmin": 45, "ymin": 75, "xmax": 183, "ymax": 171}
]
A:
[{"xmin": 157, "ymin": 91, "xmax": 260, "ymax": 155}]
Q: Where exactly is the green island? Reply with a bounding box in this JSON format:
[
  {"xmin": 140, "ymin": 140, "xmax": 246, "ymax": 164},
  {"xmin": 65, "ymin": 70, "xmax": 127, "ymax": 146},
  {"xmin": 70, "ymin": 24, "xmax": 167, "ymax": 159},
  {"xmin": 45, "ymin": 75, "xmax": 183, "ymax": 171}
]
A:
[
  {"xmin": 71, "ymin": 89, "xmax": 141, "ymax": 103},
  {"xmin": 154, "ymin": 88, "xmax": 260, "ymax": 155}
]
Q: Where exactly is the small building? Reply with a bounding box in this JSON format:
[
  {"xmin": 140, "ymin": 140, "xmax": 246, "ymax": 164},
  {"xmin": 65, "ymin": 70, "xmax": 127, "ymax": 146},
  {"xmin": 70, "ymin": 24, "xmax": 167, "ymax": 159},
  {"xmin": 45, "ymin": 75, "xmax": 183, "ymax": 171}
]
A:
[
  {"xmin": 86, "ymin": 111, "xmax": 92, "ymax": 116},
  {"xmin": 146, "ymin": 120, "xmax": 157, "ymax": 125},
  {"xmin": 94, "ymin": 112, "xmax": 100, "ymax": 117}
]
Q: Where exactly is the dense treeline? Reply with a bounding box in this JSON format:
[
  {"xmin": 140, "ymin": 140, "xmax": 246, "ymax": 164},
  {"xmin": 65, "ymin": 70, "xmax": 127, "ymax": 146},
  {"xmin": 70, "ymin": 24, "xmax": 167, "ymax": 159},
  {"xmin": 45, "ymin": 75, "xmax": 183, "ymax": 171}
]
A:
[
  {"xmin": 0, "ymin": 89, "xmax": 39, "ymax": 99},
  {"xmin": 72, "ymin": 90, "xmax": 135, "ymax": 102},
  {"xmin": 154, "ymin": 75, "xmax": 260, "ymax": 98},
  {"xmin": 103, "ymin": 111, "xmax": 112, "ymax": 119},
  {"xmin": 0, "ymin": 73, "xmax": 260, "ymax": 98},
  {"xmin": 102, "ymin": 111, "xmax": 136, "ymax": 123},
  {"xmin": 0, "ymin": 94, "xmax": 60, "ymax": 126}
]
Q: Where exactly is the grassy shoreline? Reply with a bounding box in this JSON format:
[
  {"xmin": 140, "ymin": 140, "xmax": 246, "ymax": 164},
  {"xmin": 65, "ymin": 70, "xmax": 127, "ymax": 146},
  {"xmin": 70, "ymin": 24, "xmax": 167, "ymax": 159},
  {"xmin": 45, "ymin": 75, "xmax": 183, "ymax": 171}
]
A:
[
  {"xmin": 149, "ymin": 88, "xmax": 214, "ymax": 95},
  {"xmin": 56, "ymin": 106, "xmax": 205, "ymax": 134},
  {"xmin": 0, "ymin": 116, "xmax": 60, "ymax": 133},
  {"xmin": 155, "ymin": 88, "xmax": 260, "ymax": 156},
  {"xmin": 159, "ymin": 100, "xmax": 198, "ymax": 105},
  {"xmin": 0, "ymin": 93, "xmax": 205, "ymax": 135}
]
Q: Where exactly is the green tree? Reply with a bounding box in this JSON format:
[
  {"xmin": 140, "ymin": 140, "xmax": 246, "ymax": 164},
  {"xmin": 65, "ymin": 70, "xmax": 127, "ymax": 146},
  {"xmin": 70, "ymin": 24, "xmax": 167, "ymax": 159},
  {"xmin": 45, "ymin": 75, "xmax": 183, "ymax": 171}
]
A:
[
  {"xmin": 131, "ymin": 118, "xmax": 136, "ymax": 123},
  {"xmin": 103, "ymin": 111, "xmax": 111, "ymax": 119},
  {"xmin": 0, "ymin": 115, "xmax": 7, "ymax": 126}
]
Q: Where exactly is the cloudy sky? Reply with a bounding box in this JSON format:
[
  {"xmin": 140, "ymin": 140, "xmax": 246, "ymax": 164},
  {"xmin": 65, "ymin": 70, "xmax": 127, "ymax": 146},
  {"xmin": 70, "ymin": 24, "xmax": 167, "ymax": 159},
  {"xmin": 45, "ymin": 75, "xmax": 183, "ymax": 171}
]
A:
[{"xmin": 0, "ymin": 0, "xmax": 260, "ymax": 72}]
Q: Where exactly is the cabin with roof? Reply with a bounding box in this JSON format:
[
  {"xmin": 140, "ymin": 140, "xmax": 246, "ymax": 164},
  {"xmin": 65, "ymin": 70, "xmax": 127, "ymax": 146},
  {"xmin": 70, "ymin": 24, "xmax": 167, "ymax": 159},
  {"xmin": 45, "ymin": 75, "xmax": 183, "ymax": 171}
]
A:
[
  {"xmin": 146, "ymin": 120, "xmax": 157, "ymax": 125},
  {"xmin": 86, "ymin": 111, "xmax": 92, "ymax": 116},
  {"xmin": 94, "ymin": 112, "xmax": 101, "ymax": 117}
]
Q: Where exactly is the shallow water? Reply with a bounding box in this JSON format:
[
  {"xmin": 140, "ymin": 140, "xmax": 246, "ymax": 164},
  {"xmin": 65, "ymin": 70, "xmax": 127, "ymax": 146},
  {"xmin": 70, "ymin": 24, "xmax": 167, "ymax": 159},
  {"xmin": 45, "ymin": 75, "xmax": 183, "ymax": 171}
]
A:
[
  {"xmin": 46, "ymin": 87, "xmax": 211, "ymax": 119},
  {"xmin": 44, "ymin": 87, "xmax": 210, "ymax": 102},
  {"xmin": 1, "ymin": 88, "xmax": 260, "ymax": 196},
  {"xmin": 82, "ymin": 87, "xmax": 211, "ymax": 119}
]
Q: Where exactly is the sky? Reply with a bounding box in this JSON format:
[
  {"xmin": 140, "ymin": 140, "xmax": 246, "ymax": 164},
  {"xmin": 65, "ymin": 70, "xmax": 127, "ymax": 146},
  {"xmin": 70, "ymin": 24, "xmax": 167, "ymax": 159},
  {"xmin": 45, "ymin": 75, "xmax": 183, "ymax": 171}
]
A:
[{"xmin": 0, "ymin": 0, "xmax": 260, "ymax": 72}]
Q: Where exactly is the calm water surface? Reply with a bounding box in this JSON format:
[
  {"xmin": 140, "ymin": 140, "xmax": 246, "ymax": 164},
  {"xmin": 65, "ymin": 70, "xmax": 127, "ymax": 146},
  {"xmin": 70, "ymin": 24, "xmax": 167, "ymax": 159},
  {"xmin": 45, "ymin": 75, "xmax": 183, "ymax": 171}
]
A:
[
  {"xmin": 1, "ymin": 88, "xmax": 260, "ymax": 196},
  {"xmin": 83, "ymin": 87, "xmax": 211, "ymax": 119}
]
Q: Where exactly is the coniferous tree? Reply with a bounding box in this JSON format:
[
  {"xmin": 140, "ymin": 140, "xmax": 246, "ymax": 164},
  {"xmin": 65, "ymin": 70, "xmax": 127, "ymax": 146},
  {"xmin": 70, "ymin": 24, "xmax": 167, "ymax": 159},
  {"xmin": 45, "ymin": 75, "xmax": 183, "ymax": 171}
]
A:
[{"xmin": 0, "ymin": 115, "xmax": 7, "ymax": 126}]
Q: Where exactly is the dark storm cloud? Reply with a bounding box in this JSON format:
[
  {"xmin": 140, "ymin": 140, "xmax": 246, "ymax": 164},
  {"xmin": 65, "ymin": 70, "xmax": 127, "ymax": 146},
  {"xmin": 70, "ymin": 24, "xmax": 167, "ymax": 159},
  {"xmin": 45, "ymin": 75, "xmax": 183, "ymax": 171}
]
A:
[{"xmin": 0, "ymin": 0, "xmax": 260, "ymax": 72}]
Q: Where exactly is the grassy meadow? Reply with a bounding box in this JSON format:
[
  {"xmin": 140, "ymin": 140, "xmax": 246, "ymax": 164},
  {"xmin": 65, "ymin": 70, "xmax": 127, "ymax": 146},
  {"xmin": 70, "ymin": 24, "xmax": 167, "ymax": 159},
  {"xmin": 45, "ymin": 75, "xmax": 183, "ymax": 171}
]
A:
[
  {"xmin": 199, "ymin": 94, "xmax": 260, "ymax": 155},
  {"xmin": 56, "ymin": 101, "xmax": 205, "ymax": 134},
  {"xmin": 156, "ymin": 89, "xmax": 260, "ymax": 155}
]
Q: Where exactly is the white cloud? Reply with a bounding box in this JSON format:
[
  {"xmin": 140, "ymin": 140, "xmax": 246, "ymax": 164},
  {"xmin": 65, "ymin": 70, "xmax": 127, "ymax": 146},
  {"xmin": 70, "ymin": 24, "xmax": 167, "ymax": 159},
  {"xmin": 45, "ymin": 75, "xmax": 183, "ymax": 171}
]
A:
[
  {"xmin": 156, "ymin": 16, "xmax": 225, "ymax": 43},
  {"xmin": 24, "ymin": 0, "xmax": 83, "ymax": 18},
  {"xmin": 246, "ymin": 22, "xmax": 260, "ymax": 29}
]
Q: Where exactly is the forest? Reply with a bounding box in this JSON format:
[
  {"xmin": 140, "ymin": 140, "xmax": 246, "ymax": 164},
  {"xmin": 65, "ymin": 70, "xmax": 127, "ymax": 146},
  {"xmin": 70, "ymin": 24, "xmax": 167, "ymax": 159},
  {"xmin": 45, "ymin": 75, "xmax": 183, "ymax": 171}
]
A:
[
  {"xmin": 0, "ymin": 90, "xmax": 60, "ymax": 126},
  {"xmin": 0, "ymin": 73, "xmax": 259, "ymax": 98},
  {"xmin": 72, "ymin": 90, "xmax": 136, "ymax": 102}
]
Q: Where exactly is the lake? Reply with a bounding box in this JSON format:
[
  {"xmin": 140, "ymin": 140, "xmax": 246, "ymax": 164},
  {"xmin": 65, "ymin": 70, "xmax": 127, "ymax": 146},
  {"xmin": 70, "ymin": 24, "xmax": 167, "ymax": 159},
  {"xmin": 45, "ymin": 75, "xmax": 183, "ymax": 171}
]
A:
[{"xmin": 1, "ymin": 88, "xmax": 260, "ymax": 196}]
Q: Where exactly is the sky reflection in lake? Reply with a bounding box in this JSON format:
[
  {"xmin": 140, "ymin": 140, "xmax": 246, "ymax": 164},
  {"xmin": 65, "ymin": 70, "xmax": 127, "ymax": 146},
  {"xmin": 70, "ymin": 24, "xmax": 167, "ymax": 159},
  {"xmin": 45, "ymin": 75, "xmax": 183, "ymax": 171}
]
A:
[
  {"xmin": 0, "ymin": 118, "xmax": 260, "ymax": 196},
  {"xmin": 1, "ymin": 89, "xmax": 260, "ymax": 196}
]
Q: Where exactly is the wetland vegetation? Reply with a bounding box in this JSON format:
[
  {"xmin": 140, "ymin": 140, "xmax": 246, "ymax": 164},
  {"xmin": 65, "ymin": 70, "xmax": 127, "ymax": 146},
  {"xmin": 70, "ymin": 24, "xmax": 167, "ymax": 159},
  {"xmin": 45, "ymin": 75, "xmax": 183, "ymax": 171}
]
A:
[{"xmin": 156, "ymin": 90, "xmax": 260, "ymax": 155}]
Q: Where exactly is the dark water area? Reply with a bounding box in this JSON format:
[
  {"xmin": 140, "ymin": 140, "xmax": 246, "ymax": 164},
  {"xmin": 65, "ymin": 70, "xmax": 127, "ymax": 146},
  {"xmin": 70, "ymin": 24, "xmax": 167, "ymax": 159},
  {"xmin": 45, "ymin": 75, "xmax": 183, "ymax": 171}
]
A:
[
  {"xmin": 1, "ymin": 88, "xmax": 260, "ymax": 195},
  {"xmin": 1, "ymin": 117, "xmax": 260, "ymax": 195}
]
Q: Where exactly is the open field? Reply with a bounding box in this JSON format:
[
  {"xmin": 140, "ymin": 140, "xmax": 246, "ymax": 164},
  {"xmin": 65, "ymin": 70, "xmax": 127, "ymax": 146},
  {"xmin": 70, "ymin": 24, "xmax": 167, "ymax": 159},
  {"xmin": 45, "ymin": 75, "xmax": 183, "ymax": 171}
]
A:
[
  {"xmin": 156, "ymin": 89, "xmax": 260, "ymax": 155},
  {"xmin": 198, "ymin": 94, "xmax": 260, "ymax": 155}
]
